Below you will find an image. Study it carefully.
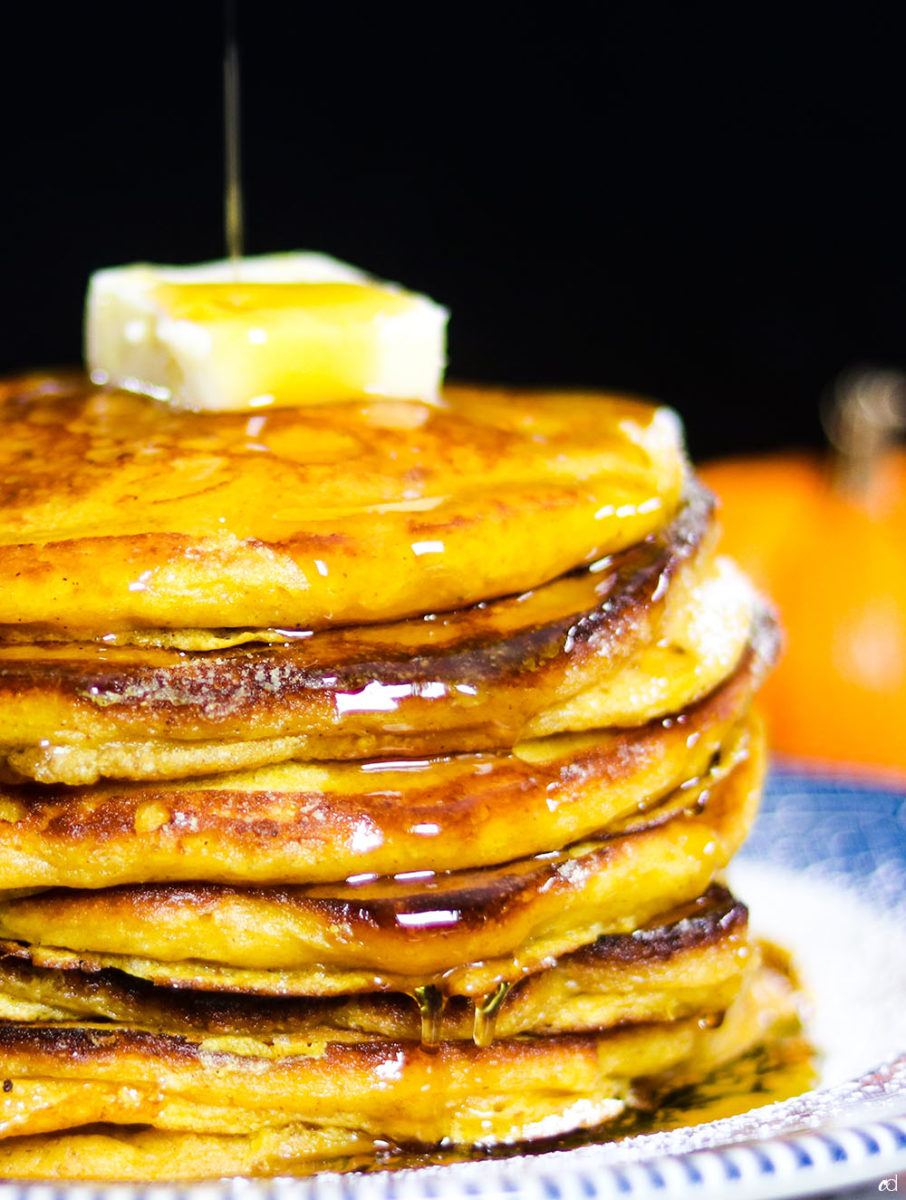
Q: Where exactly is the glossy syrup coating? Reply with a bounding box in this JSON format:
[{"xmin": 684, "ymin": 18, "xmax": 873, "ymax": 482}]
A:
[
  {"xmin": 0, "ymin": 374, "xmax": 685, "ymax": 632},
  {"xmin": 0, "ymin": 365, "xmax": 805, "ymax": 1177}
]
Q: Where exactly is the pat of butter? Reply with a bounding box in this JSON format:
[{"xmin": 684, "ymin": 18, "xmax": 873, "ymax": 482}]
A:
[{"xmin": 85, "ymin": 253, "xmax": 449, "ymax": 411}]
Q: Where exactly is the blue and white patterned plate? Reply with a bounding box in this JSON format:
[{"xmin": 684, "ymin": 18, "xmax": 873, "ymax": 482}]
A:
[{"xmin": 1, "ymin": 763, "xmax": 905, "ymax": 1199}]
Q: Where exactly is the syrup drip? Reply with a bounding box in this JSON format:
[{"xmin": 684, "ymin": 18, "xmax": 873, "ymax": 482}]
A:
[
  {"xmin": 412, "ymin": 984, "xmax": 445, "ymax": 1049},
  {"xmin": 472, "ymin": 981, "xmax": 512, "ymax": 1048}
]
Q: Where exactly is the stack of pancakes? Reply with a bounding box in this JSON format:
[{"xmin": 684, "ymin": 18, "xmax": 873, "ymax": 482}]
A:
[{"xmin": 0, "ymin": 374, "xmax": 804, "ymax": 1180}]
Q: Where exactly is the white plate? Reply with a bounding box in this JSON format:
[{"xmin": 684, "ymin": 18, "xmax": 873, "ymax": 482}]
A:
[{"xmin": 1, "ymin": 764, "xmax": 905, "ymax": 1199}]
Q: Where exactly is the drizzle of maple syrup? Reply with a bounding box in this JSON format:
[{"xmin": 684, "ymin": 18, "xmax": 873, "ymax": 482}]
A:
[
  {"xmin": 412, "ymin": 984, "xmax": 445, "ymax": 1049},
  {"xmin": 223, "ymin": 0, "xmax": 243, "ymax": 266},
  {"xmin": 607, "ymin": 1035, "xmax": 817, "ymax": 1138}
]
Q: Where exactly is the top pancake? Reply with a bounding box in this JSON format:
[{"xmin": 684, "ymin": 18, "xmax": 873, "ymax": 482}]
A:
[{"xmin": 0, "ymin": 375, "xmax": 685, "ymax": 634}]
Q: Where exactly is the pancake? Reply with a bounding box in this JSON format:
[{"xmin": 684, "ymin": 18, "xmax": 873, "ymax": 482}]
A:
[
  {"xmin": 0, "ymin": 517, "xmax": 761, "ymax": 789},
  {"xmin": 0, "ymin": 884, "xmax": 750, "ymax": 1039},
  {"xmin": 0, "ymin": 720, "xmax": 762, "ymax": 999},
  {"xmin": 0, "ymin": 486, "xmax": 747, "ymax": 786},
  {"xmin": 0, "ymin": 624, "xmax": 775, "ymax": 889},
  {"xmin": 0, "ymin": 472, "xmax": 711, "ymax": 652},
  {"xmin": 0, "ymin": 377, "xmax": 685, "ymax": 634},
  {"xmin": 0, "ymin": 955, "xmax": 803, "ymax": 1180}
]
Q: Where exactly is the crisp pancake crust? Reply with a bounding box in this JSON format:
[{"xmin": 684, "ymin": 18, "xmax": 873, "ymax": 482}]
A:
[
  {"xmin": 0, "ymin": 371, "xmax": 804, "ymax": 1181},
  {"xmin": 0, "ymin": 376, "xmax": 685, "ymax": 633}
]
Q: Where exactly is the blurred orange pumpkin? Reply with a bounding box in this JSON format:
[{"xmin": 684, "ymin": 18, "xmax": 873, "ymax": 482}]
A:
[{"xmin": 698, "ymin": 371, "xmax": 906, "ymax": 775}]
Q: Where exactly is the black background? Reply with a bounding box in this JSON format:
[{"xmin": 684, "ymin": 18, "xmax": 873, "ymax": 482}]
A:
[{"xmin": 2, "ymin": 3, "xmax": 903, "ymax": 462}]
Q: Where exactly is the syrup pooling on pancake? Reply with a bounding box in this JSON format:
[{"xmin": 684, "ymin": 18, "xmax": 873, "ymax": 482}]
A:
[
  {"xmin": 0, "ymin": 474, "xmax": 708, "ymax": 651},
  {"xmin": 0, "ymin": 377, "xmax": 685, "ymax": 633}
]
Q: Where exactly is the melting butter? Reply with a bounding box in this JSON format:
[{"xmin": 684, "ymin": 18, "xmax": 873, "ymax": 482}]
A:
[{"xmin": 85, "ymin": 253, "xmax": 449, "ymax": 411}]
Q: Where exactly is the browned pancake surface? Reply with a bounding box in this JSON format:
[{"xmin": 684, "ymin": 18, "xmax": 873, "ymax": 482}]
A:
[{"xmin": 0, "ymin": 956, "xmax": 806, "ymax": 1177}]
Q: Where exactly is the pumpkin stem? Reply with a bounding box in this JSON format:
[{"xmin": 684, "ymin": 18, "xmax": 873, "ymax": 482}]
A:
[{"xmin": 823, "ymin": 367, "xmax": 906, "ymax": 499}]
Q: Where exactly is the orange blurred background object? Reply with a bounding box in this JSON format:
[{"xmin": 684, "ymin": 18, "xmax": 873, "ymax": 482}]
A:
[{"xmin": 698, "ymin": 371, "xmax": 906, "ymax": 776}]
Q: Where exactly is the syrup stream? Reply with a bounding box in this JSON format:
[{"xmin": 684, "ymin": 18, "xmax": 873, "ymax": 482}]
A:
[{"xmin": 223, "ymin": 0, "xmax": 244, "ymax": 265}]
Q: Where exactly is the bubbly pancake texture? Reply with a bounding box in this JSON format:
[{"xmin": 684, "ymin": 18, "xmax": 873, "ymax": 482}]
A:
[{"xmin": 0, "ymin": 374, "xmax": 684, "ymax": 634}]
